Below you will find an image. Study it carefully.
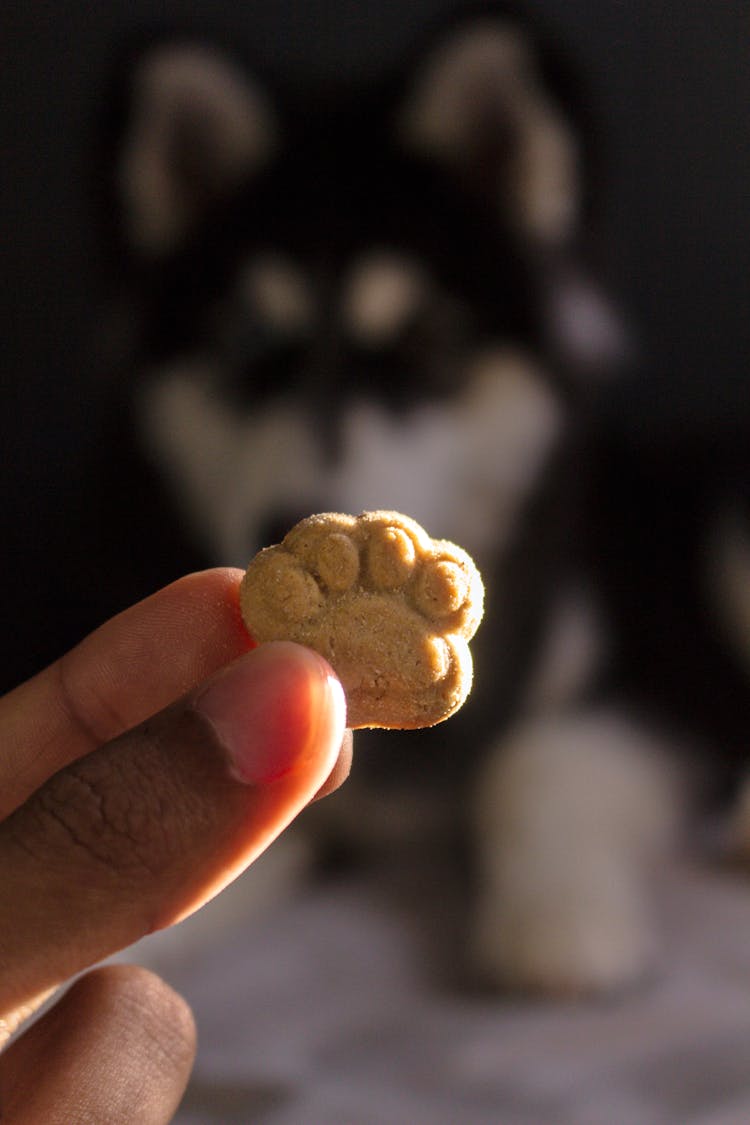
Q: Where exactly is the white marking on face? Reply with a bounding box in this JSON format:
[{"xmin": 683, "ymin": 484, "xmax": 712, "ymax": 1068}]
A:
[
  {"xmin": 138, "ymin": 367, "xmax": 324, "ymax": 565},
  {"xmin": 138, "ymin": 347, "xmax": 562, "ymax": 572},
  {"xmin": 240, "ymin": 256, "xmax": 314, "ymax": 333},
  {"xmin": 342, "ymin": 255, "xmax": 429, "ymax": 345},
  {"xmin": 334, "ymin": 349, "xmax": 563, "ymax": 565}
]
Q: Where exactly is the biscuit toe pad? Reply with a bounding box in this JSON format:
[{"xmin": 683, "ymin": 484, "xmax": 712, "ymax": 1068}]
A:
[{"xmin": 240, "ymin": 511, "xmax": 484, "ymax": 729}]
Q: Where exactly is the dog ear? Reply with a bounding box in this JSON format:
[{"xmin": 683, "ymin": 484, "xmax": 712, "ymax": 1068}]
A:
[
  {"xmin": 118, "ymin": 44, "xmax": 276, "ymax": 256},
  {"xmin": 397, "ymin": 19, "xmax": 579, "ymax": 248}
]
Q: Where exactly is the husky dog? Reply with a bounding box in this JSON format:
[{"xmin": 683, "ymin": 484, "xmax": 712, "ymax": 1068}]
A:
[{"xmin": 104, "ymin": 13, "xmax": 750, "ymax": 995}]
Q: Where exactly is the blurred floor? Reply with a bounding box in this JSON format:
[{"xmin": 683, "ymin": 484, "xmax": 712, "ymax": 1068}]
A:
[{"xmin": 121, "ymin": 841, "xmax": 750, "ymax": 1125}]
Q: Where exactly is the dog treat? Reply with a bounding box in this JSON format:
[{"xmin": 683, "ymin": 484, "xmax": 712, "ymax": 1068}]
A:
[{"xmin": 240, "ymin": 510, "xmax": 484, "ymax": 729}]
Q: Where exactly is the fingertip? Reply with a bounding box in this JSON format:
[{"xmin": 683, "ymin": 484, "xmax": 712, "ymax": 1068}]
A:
[
  {"xmin": 0, "ymin": 965, "xmax": 196, "ymax": 1124},
  {"xmin": 195, "ymin": 642, "xmax": 346, "ymax": 793},
  {"xmin": 0, "ymin": 638, "xmax": 350, "ymax": 992},
  {"xmin": 74, "ymin": 964, "xmax": 197, "ymax": 1068},
  {"xmin": 310, "ymin": 728, "xmax": 353, "ymax": 803}
]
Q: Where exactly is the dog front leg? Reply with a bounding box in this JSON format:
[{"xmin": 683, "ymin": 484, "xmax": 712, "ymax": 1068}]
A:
[{"xmin": 470, "ymin": 708, "xmax": 683, "ymax": 997}]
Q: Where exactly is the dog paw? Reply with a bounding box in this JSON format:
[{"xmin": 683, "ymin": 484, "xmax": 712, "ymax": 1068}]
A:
[
  {"xmin": 470, "ymin": 891, "xmax": 657, "ymax": 998},
  {"xmin": 240, "ymin": 510, "xmax": 484, "ymax": 728}
]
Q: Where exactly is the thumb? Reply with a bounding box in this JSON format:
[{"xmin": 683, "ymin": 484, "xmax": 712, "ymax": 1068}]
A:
[{"xmin": 0, "ymin": 642, "xmax": 346, "ymax": 1022}]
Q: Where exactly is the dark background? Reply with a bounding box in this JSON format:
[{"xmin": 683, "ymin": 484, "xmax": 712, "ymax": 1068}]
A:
[{"xmin": 1, "ymin": 0, "xmax": 748, "ymax": 690}]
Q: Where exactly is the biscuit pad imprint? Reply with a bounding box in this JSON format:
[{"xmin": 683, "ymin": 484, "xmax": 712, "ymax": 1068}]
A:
[{"xmin": 240, "ymin": 511, "xmax": 485, "ymax": 729}]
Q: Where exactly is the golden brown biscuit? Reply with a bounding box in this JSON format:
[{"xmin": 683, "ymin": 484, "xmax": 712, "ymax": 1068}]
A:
[{"xmin": 239, "ymin": 510, "xmax": 484, "ymax": 729}]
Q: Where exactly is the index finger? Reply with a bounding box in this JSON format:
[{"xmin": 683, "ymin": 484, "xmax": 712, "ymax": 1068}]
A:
[{"xmin": 0, "ymin": 568, "xmax": 253, "ymax": 819}]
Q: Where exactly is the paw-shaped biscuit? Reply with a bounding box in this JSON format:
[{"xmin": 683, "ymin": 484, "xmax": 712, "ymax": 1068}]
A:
[{"xmin": 239, "ymin": 511, "xmax": 484, "ymax": 729}]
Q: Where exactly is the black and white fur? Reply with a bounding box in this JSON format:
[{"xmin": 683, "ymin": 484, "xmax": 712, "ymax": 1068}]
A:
[{"xmin": 103, "ymin": 13, "xmax": 750, "ymax": 996}]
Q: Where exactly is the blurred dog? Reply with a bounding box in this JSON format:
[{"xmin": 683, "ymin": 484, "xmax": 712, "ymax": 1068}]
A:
[{"xmin": 102, "ymin": 12, "xmax": 750, "ymax": 995}]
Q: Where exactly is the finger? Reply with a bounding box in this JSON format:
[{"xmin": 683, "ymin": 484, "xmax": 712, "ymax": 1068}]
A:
[
  {"xmin": 0, "ymin": 567, "xmax": 253, "ymax": 818},
  {"xmin": 0, "ymin": 966, "xmax": 195, "ymax": 1125},
  {"xmin": 0, "ymin": 642, "xmax": 346, "ymax": 1021},
  {"xmin": 312, "ymin": 728, "xmax": 353, "ymax": 802}
]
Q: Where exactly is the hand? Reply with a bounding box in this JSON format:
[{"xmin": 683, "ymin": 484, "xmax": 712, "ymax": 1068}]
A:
[{"xmin": 0, "ymin": 568, "xmax": 349, "ymax": 1123}]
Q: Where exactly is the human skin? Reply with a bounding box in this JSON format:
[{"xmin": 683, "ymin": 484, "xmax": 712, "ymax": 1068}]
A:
[{"xmin": 0, "ymin": 568, "xmax": 350, "ymax": 1123}]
